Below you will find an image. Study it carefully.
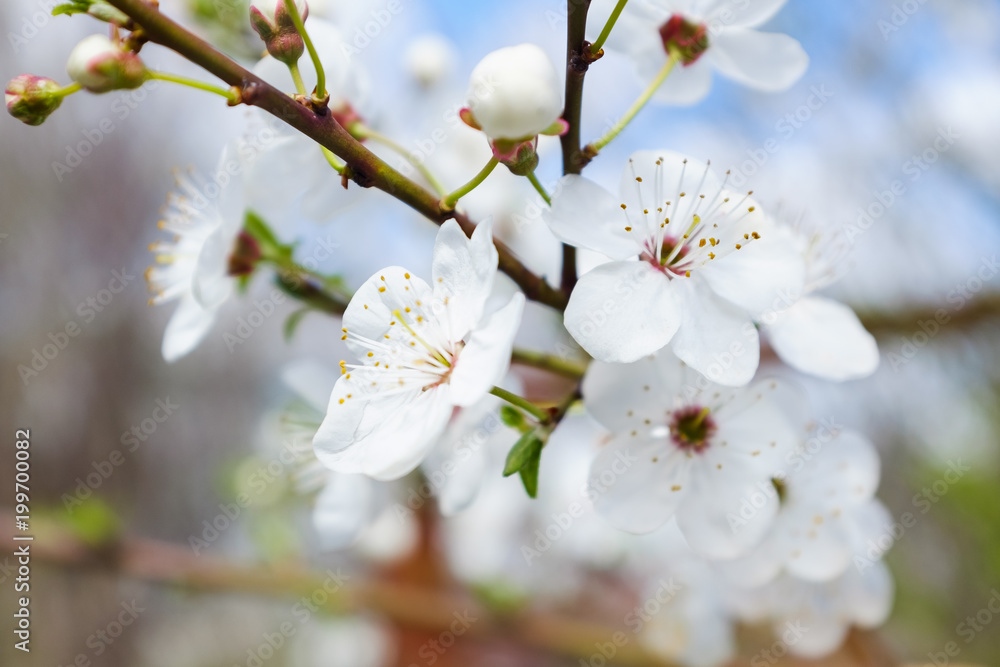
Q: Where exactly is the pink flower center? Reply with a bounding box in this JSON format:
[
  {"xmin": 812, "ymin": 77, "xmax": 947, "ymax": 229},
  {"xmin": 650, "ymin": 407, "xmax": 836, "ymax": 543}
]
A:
[
  {"xmin": 669, "ymin": 405, "xmax": 716, "ymax": 452},
  {"xmin": 659, "ymin": 14, "xmax": 710, "ymax": 66}
]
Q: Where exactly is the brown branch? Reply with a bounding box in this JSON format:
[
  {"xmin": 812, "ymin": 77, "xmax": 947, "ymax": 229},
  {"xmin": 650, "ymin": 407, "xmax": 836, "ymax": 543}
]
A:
[
  {"xmin": 104, "ymin": 0, "xmax": 567, "ymax": 311},
  {"xmin": 856, "ymin": 293, "xmax": 1000, "ymax": 338},
  {"xmin": 559, "ymin": 0, "xmax": 594, "ymax": 293}
]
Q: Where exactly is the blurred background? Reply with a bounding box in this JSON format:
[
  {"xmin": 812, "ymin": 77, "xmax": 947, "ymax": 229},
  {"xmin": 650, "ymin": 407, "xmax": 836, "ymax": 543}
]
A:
[{"xmin": 1, "ymin": 0, "xmax": 999, "ymax": 665}]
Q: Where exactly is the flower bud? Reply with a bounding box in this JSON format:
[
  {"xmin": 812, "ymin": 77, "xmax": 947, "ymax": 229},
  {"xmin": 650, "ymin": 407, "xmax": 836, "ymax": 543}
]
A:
[
  {"xmin": 249, "ymin": 0, "xmax": 309, "ymax": 65},
  {"xmin": 66, "ymin": 35, "xmax": 147, "ymax": 93},
  {"xmin": 659, "ymin": 15, "xmax": 709, "ymax": 65},
  {"xmin": 5, "ymin": 75, "xmax": 64, "ymax": 126},
  {"xmin": 463, "ymin": 44, "xmax": 565, "ymax": 142}
]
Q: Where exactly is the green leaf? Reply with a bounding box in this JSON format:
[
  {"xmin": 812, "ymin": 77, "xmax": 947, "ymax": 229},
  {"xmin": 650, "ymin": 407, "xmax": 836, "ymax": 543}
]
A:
[
  {"xmin": 499, "ymin": 405, "xmax": 527, "ymax": 431},
  {"xmin": 52, "ymin": 2, "xmax": 88, "ymax": 16},
  {"xmin": 518, "ymin": 447, "xmax": 541, "ymax": 498},
  {"xmin": 283, "ymin": 307, "xmax": 310, "ymax": 341},
  {"xmin": 503, "ymin": 430, "xmax": 543, "ymax": 477}
]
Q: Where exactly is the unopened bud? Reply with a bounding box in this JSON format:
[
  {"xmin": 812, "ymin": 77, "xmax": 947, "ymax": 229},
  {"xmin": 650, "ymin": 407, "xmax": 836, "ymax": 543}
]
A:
[
  {"xmin": 249, "ymin": 0, "xmax": 309, "ymax": 65},
  {"xmin": 464, "ymin": 44, "xmax": 564, "ymax": 142},
  {"xmin": 66, "ymin": 35, "xmax": 147, "ymax": 93},
  {"xmin": 5, "ymin": 75, "xmax": 64, "ymax": 126}
]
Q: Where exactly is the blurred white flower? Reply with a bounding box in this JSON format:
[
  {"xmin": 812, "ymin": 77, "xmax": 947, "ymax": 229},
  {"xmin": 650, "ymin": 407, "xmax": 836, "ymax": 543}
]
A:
[
  {"xmin": 546, "ymin": 150, "xmax": 804, "ymax": 385},
  {"xmin": 583, "ymin": 351, "xmax": 797, "ymax": 559},
  {"xmin": 313, "ymin": 220, "xmax": 525, "ymax": 480},
  {"xmin": 404, "ymin": 34, "xmax": 458, "ymax": 89},
  {"xmin": 717, "ymin": 428, "xmax": 893, "ymax": 586},
  {"xmin": 593, "ymin": 0, "xmax": 808, "ymax": 105},
  {"xmin": 146, "ymin": 144, "xmax": 246, "ymax": 362}
]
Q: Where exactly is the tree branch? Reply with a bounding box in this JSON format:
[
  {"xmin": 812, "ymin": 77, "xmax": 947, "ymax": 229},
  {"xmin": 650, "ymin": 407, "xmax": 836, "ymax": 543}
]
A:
[
  {"xmin": 104, "ymin": 0, "xmax": 568, "ymax": 311},
  {"xmin": 559, "ymin": 0, "xmax": 594, "ymax": 293}
]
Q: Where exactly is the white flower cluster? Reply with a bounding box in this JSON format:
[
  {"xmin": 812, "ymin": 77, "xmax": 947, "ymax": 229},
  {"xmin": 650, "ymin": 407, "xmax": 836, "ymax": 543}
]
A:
[{"xmin": 24, "ymin": 0, "xmax": 896, "ymax": 663}]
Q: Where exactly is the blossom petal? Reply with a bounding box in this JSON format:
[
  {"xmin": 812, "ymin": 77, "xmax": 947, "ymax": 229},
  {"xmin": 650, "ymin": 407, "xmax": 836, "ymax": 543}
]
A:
[
  {"xmin": 652, "ymin": 57, "xmax": 714, "ymax": 106},
  {"xmin": 703, "ymin": 0, "xmax": 788, "ymax": 29},
  {"xmin": 431, "ymin": 219, "xmax": 499, "ymax": 340},
  {"xmin": 591, "ymin": 437, "xmax": 691, "ymax": 534},
  {"xmin": 161, "ymin": 294, "xmax": 217, "ymax": 363},
  {"xmin": 341, "ymin": 266, "xmax": 434, "ymax": 363},
  {"xmin": 764, "ymin": 296, "xmax": 880, "ymax": 381},
  {"xmin": 671, "ymin": 278, "xmax": 759, "ymax": 387},
  {"xmin": 677, "ymin": 473, "xmax": 778, "ymax": 559},
  {"xmin": 312, "ymin": 474, "xmax": 374, "ymax": 550},
  {"xmin": 565, "ymin": 261, "xmax": 679, "ymax": 363},
  {"xmin": 583, "ymin": 353, "xmax": 685, "ymax": 434},
  {"xmin": 545, "ymin": 175, "xmax": 640, "ymax": 260},
  {"xmin": 699, "ymin": 227, "xmax": 805, "ymax": 317},
  {"xmin": 707, "ymin": 28, "xmax": 808, "ymax": 92},
  {"xmin": 314, "ymin": 383, "xmax": 454, "ymax": 480},
  {"xmin": 449, "ymin": 293, "xmax": 525, "ymax": 407}
]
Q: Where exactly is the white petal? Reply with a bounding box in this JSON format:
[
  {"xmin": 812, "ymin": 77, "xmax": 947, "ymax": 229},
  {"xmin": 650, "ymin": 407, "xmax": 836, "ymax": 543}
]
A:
[
  {"xmin": 545, "ymin": 175, "xmax": 640, "ymax": 260},
  {"xmin": 591, "ymin": 437, "xmax": 691, "ymax": 534},
  {"xmin": 431, "ymin": 219, "xmax": 498, "ymax": 341},
  {"xmin": 449, "ymin": 293, "xmax": 525, "ymax": 406},
  {"xmin": 312, "ymin": 474, "xmax": 374, "ymax": 550},
  {"xmin": 671, "ymin": 278, "xmax": 759, "ymax": 387},
  {"xmin": 582, "ymin": 353, "xmax": 685, "ymax": 434},
  {"xmin": 704, "ymin": 0, "xmax": 788, "ymax": 29},
  {"xmin": 707, "ymin": 28, "xmax": 808, "ymax": 92},
  {"xmin": 619, "ymin": 150, "xmax": 722, "ymax": 233},
  {"xmin": 677, "ymin": 472, "xmax": 779, "ymax": 559},
  {"xmin": 847, "ymin": 560, "xmax": 894, "ymax": 628},
  {"xmin": 652, "ymin": 57, "xmax": 714, "ymax": 106},
  {"xmin": 765, "ymin": 296, "xmax": 880, "ymax": 381},
  {"xmin": 699, "ymin": 227, "xmax": 805, "ymax": 317},
  {"xmin": 341, "ymin": 266, "xmax": 433, "ymax": 362},
  {"xmin": 565, "ymin": 261, "xmax": 679, "ymax": 363},
  {"xmin": 314, "ymin": 384, "xmax": 454, "ymax": 480},
  {"xmin": 161, "ymin": 294, "xmax": 217, "ymax": 362}
]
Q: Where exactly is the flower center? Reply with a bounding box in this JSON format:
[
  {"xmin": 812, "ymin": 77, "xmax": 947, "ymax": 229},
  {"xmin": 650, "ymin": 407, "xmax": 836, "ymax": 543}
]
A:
[
  {"xmin": 669, "ymin": 405, "xmax": 715, "ymax": 451},
  {"xmin": 227, "ymin": 230, "xmax": 262, "ymax": 276},
  {"xmin": 659, "ymin": 14, "xmax": 709, "ymax": 65}
]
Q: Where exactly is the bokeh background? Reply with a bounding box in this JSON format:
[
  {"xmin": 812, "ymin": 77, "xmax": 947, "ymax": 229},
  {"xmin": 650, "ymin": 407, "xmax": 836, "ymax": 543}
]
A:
[{"xmin": 2, "ymin": 0, "xmax": 999, "ymax": 665}]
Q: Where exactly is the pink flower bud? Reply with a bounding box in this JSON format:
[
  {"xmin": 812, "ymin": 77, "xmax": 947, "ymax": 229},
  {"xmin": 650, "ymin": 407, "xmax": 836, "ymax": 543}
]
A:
[
  {"xmin": 5, "ymin": 75, "xmax": 64, "ymax": 126},
  {"xmin": 249, "ymin": 0, "xmax": 309, "ymax": 65},
  {"xmin": 66, "ymin": 35, "xmax": 147, "ymax": 93}
]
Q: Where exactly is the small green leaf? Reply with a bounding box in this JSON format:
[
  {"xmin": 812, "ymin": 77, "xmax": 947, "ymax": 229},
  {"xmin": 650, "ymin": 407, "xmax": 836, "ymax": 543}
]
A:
[
  {"xmin": 283, "ymin": 307, "xmax": 310, "ymax": 341},
  {"xmin": 503, "ymin": 430, "xmax": 543, "ymax": 477},
  {"xmin": 52, "ymin": 3, "xmax": 87, "ymax": 16},
  {"xmin": 499, "ymin": 405, "xmax": 527, "ymax": 430},
  {"xmin": 518, "ymin": 448, "xmax": 541, "ymax": 498}
]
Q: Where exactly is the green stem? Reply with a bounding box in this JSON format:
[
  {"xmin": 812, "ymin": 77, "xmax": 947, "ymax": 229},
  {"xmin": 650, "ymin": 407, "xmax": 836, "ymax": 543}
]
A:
[
  {"xmin": 526, "ymin": 171, "xmax": 552, "ymax": 206},
  {"xmin": 586, "ymin": 50, "xmax": 679, "ymax": 155},
  {"xmin": 441, "ymin": 157, "xmax": 499, "ymax": 209},
  {"xmin": 321, "ymin": 146, "xmax": 345, "ymax": 174},
  {"xmin": 54, "ymin": 82, "xmax": 82, "ymax": 99},
  {"xmin": 283, "ymin": 0, "xmax": 325, "ymax": 100},
  {"xmin": 147, "ymin": 71, "xmax": 238, "ymax": 103},
  {"xmin": 354, "ymin": 125, "xmax": 447, "ymax": 196},
  {"xmin": 490, "ymin": 387, "xmax": 550, "ymax": 423},
  {"xmin": 287, "ymin": 61, "xmax": 307, "ymax": 96},
  {"xmin": 590, "ymin": 0, "xmax": 629, "ymax": 54},
  {"xmin": 511, "ymin": 349, "xmax": 586, "ymax": 380}
]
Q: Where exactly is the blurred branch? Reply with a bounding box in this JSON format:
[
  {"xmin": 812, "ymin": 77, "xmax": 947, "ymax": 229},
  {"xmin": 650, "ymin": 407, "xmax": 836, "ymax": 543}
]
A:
[
  {"xmin": 857, "ymin": 293, "xmax": 1000, "ymax": 337},
  {"xmin": 13, "ymin": 510, "xmax": 677, "ymax": 666},
  {"xmin": 103, "ymin": 0, "xmax": 568, "ymax": 311}
]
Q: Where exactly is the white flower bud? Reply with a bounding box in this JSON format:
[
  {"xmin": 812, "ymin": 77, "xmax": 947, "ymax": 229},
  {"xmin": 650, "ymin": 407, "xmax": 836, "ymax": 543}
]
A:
[
  {"xmin": 464, "ymin": 43, "xmax": 564, "ymax": 141},
  {"xmin": 403, "ymin": 34, "xmax": 456, "ymax": 88},
  {"xmin": 66, "ymin": 34, "xmax": 147, "ymax": 93}
]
